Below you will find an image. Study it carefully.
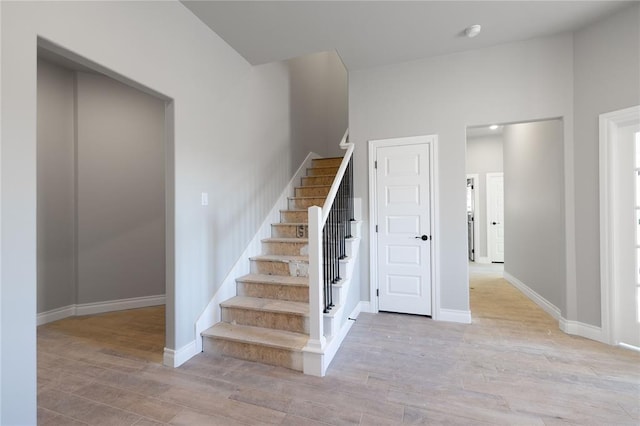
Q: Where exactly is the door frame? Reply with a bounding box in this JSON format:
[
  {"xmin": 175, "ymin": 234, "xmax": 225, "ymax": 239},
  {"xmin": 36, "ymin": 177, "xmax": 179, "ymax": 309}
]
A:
[
  {"xmin": 486, "ymin": 172, "xmax": 504, "ymax": 263},
  {"xmin": 600, "ymin": 105, "xmax": 640, "ymax": 347},
  {"xmin": 466, "ymin": 174, "xmax": 480, "ymax": 262},
  {"xmin": 368, "ymin": 135, "xmax": 440, "ymax": 318}
]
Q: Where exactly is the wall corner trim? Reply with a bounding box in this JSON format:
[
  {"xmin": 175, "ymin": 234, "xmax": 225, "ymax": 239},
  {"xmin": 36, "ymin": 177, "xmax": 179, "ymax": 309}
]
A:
[
  {"xmin": 36, "ymin": 295, "xmax": 166, "ymax": 326},
  {"xmin": 163, "ymin": 340, "xmax": 198, "ymax": 368},
  {"xmin": 437, "ymin": 308, "xmax": 472, "ymax": 324}
]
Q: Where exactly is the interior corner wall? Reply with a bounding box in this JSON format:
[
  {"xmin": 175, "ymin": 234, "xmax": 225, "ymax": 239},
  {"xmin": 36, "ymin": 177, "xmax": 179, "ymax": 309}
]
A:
[
  {"xmin": 326, "ymin": 52, "xmax": 349, "ymax": 156},
  {"xmin": 75, "ymin": 71, "xmax": 166, "ymax": 304},
  {"xmin": 349, "ymin": 34, "xmax": 574, "ymax": 313},
  {"xmin": 465, "ymin": 134, "xmax": 504, "ymax": 258},
  {"xmin": 288, "ymin": 52, "xmax": 332, "ymax": 164},
  {"xmin": 37, "ymin": 58, "xmax": 76, "ymax": 313},
  {"xmin": 503, "ymin": 120, "xmax": 566, "ymax": 311},
  {"xmin": 288, "ymin": 51, "xmax": 348, "ymax": 162},
  {"xmin": 573, "ymin": 3, "xmax": 640, "ymax": 326}
]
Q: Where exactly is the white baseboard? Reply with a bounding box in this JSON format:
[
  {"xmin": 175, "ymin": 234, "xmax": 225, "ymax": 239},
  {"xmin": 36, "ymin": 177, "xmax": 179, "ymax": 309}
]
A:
[
  {"xmin": 163, "ymin": 340, "xmax": 198, "ymax": 368},
  {"xmin": 503, "ymin": 271, "xmax": 561, "ymax": 320},
  {"xmin": 438, "ymin": 308, "xmax": 472, "ymax": 324},
  {"xmin": 618, "ymin": 342, "xmax": 640, "ymax": 353},
  {"xmin": 76, "ymin": 295, "xmax": 165, "ymax": 316},
  {"xmin": 503, "ymin": 272, "xmax": 608, "ymax": 345},
  {"xmin": 37, "ymin": 305, "xmax": 76, "ymax": 326},
  {"xmin": 37, "ymin": 294, "xmax": 165, "ymax": 326},
  {"xmin": 195, "ymin": 152, "xmax": 321, "ymax": 353},
  {"xmin": 559, "ymin": 318, "xmax": 606, "ymax": 344}
]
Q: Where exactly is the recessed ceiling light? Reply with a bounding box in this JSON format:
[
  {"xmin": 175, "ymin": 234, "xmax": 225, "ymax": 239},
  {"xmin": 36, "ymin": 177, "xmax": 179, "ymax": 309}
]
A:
[
  {"xmin": 465, "ymin": 25, "xmax": 482, "ymax": 38},
  {"xmin": 490, "ymin": 125, "xmax": 499, "ymax": 130}
]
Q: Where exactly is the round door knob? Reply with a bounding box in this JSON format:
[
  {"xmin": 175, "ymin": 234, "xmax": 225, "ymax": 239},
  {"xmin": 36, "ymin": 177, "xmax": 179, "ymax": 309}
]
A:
[{"xmin": 492, "ymin": 222, "xmax": 500, "ymax": 225}]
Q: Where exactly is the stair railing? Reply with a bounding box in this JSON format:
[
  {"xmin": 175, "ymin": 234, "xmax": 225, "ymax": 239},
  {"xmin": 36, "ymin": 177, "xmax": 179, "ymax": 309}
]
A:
[{"xmin": 307, "ymin": 130, "xmax": 354, "ymax": 351}]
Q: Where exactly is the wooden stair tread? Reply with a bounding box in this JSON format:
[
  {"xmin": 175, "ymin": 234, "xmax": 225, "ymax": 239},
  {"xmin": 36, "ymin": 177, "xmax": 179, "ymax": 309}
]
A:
[
  {"xmin": 202, "ymin": 323, "xmax": 308, "ymax": 351},
  {"xmin": 237, "ymin": 274, "xmax": 308, "ymax": 286},
  {"xmin": 221, "ymin": 296, "xmax": 309, "ymax": 316},
  {"xmin": 296, "ymin": 184, "xmax": 332, "ymax": 187},
  {"xmin": 272, "ymin": 222, "xmax": 308, "ymax": 226},
  {"xmin": 250, "ymin": 254, "xmax": 308, "ymax": 263},
  {"xmin": 262, "ymin": 237, "xmax": 309, "ymax": 243}
]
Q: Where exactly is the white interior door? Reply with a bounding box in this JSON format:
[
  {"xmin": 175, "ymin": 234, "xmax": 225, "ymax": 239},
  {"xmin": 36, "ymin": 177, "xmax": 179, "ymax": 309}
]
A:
[
  {"xmin": 375, "ymin": 143, "xmax": 432, "ymax": 315},
  {"xmin": 487, "ymin": 173, "xmax": 505, "ymax": 263},
  {"xmin": 612, "ymin": 123, "xmax": 640, "ymax": 349}
]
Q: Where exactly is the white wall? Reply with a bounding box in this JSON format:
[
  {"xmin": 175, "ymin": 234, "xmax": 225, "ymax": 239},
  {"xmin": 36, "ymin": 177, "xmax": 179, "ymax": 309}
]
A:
[
  {"xmin": 1, "ymin": 2, "xmax": 346, "ymax": 423},
  {"xmin": 573, "ymin": 3, "xmax": 640, "ymax": 326},
  {"xmin": 349, "ymin": 34, "xmax": 574, "ymax": 314},
  {"xmin": 466, "ymin": 134, "xmax": 503, "ymax": 258},
  {"xmin": 75, "ymin": 71, "xmax": 166, "ymax": 304},
  {"xmin": 503, "ymin": 120, "xmax": 565, "ymax": 311},
  {"xmin": 37, "ymin": 59, "xmax": 76, "ymax": 313}
]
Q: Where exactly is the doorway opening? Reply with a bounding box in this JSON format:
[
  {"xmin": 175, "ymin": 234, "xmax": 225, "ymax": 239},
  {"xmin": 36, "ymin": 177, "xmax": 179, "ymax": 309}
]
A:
[
  {"xmin": 466, "ymin": 125, "xmax": 504, "ymax": 265},
  {"xmin": 466, "ymin": 119, "xmax": 566, "ymax": 321},
  {"xmin": 36, "ymin": 39, "xmax": 174, "ymax": 364}
]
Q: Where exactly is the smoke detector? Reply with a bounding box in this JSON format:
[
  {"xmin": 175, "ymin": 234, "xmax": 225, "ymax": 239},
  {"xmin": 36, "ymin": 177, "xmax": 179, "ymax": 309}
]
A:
[{"xmin": 465, "ymin": 25, "xmax": 482, "ymax": 38}]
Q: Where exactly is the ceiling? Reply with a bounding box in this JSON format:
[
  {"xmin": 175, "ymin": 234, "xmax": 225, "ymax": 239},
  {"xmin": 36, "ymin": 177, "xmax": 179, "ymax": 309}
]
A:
[{"xmin": 181, "ymin": 1, "xmax": 631, "ymax": 70}]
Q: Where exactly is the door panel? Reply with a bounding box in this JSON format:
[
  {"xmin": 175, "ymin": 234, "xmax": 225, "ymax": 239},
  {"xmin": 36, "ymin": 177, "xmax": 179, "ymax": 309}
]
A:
[
  {"xmin": 376, "ymin": 143, "xmax": 432, "ymax": 315},
  {"xmin": 487, "ymin": 173, "xmax": 505, "ymax": 263}
]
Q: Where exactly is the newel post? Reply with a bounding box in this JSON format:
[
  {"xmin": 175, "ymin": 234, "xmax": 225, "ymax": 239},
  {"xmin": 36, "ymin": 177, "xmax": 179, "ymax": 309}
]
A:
[{"xmin": 303, "ymin": 206, "xmax": 326, "ymax": 376}]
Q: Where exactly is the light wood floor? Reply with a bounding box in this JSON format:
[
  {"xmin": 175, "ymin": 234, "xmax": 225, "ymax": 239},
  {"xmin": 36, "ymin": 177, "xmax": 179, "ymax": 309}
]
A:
[{"xmin": 37, "ymin": 269, "xmax": 640, "ymax": 425}]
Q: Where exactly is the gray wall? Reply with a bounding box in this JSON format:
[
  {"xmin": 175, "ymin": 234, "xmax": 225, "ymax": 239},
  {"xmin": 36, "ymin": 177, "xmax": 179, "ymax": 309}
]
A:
[
  {"xmin": 289, "ymin": 51, "xmax": 348, "ymax": 161},
  {"xmin": 573, "ymin": 3, "xmax": 640, "ymax": 326},
  {"xmin": 2, "ymin": 3, "xmax": 347, "ymax": 421},
  {"xmin": 37, "ymin": 62, "xmax": 166, "ymax": 313},
  {"xmin": 349, "ymin": 34, "xmax": 574, "ymax": 312},
  {"xmin": 466, "ymin": 134, "xmax": 504, "ymax": 258},
  {"xmin": 326, "ymin": 52, "xmax": 349, "ymax": 157},
  {"xmin": 75, "ymin": 72, "xmax": 166, "ymax": 304},
  {"xmin": 37, "ymin": 59, "xmax": 77, "ymax": 313},
  {"xmin": 503, "ymin": 120, "xmax": 565, "ymax": 310}
]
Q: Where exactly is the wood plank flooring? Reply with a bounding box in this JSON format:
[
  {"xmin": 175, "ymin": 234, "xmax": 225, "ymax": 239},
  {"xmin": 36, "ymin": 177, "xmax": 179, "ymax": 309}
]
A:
[{"xmin": 37, "ymin": 269, "xmax": 640, "ymax": 425}]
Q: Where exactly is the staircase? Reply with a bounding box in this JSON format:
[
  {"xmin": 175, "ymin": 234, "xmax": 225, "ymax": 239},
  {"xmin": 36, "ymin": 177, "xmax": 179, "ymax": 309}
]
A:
[{"xmin": 201, "ymin": 157, "xmax": 342, "ymax": 371}]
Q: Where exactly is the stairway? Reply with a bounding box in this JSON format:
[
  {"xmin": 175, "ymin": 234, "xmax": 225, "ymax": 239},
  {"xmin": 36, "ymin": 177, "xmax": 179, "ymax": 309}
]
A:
[{"xmin": 201, "ymin": 157, "xmax": 342, "ymax": 371}]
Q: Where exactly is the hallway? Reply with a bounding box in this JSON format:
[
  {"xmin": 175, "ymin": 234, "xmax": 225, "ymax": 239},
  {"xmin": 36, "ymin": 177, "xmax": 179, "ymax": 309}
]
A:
[{"xmin": 37, "ymin": 271, "xmax": 639, "ymax": 424}]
